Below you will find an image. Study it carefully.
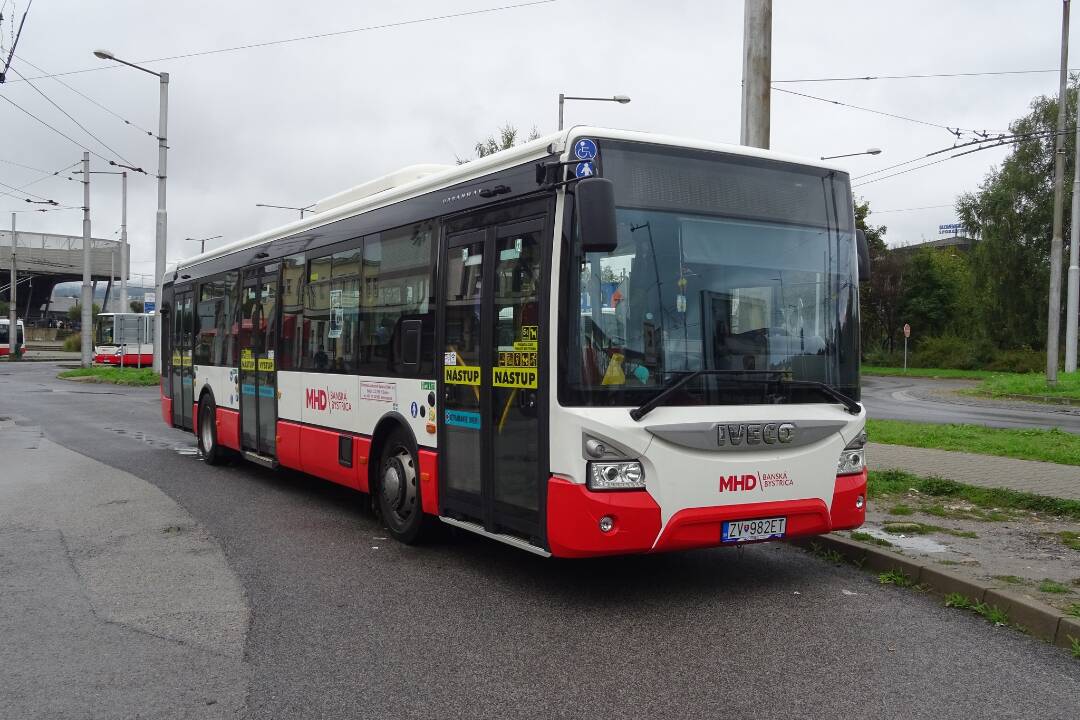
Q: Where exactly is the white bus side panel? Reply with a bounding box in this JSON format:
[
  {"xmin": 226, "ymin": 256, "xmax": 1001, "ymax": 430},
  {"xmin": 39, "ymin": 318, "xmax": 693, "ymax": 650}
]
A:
[
  {"xmin": 193, "ymin": 365, "xmax": 239, "ymax": 410},
  {"xmin": 277, "ymin": 370, "xmax": 437, "ymax": 449}
]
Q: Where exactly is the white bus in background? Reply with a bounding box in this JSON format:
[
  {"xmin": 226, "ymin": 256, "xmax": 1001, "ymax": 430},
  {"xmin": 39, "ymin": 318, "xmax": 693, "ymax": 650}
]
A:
[
  {"xmin": 161, "ymin": 127, "xmax": 870, "ymax": 558},
  {"xmin": 0, "ymin": 318, "xmax": 24, "ymax": 357},
  {"xmin": 94, "ymin": 312, "xmax": 155, "ymax": 367}
]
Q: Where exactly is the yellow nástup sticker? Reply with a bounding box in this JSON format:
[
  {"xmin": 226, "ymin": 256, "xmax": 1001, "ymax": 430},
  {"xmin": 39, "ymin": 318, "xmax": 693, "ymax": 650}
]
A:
[
  {"xmin": 492, "ymin": 367, "xmax": 538, "ymax": 389},
  {"xmin": 257, "ymin": 358, "xmax": 275, "ymax": 372},
  {"xmin": 444, "ymin": 365, "xmax": 481, "ymax": 385}
]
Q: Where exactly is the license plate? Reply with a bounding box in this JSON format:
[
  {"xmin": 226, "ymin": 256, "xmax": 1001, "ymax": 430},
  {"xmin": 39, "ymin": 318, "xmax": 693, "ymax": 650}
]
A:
[{"xmin": 722, "ymin": 517, "xmax": 787, "ymax": 542}]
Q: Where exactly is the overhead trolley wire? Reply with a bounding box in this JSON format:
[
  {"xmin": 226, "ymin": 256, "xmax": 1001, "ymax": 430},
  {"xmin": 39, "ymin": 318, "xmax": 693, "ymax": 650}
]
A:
[
  {"xmin": 16, "ymin": 159, "xmax": 79, "ymax": 189},
  {"xmin": 5, "ymin": 0, "xmax": 558, "ymax": 83},
  {"xmin": 0, "ymin": 92, "xmax": 136, "ymax": 168},
  {"xmin": 12, "ymin": 54, "xmax": 154, "ymax": 136},
  {"xmin": 4, "ymin": 63, "xmax": 136, "ymax": 166},
  {"xmin": 774, "ymin": 68, "xmax": 1080, "ymax": 83}
]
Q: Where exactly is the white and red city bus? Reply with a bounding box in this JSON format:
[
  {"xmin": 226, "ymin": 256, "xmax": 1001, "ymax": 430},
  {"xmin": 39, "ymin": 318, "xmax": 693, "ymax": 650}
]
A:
[
  {"xmin": 94, "ymin": 312, "xmax": 155, "ymax": 366},
  {"xmin": 161, "ymin": 127, "xmax": 869, "ymax": 557},
  {"xmin": 0, "ymin": 317, "xmax": 25, "ymax": 357}
]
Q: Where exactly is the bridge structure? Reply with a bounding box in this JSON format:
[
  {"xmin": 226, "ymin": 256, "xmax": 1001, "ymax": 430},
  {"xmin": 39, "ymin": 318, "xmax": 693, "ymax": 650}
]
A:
[{"xmin": 0, "ymin": 230, "xmax": 129, "ymax": 321}]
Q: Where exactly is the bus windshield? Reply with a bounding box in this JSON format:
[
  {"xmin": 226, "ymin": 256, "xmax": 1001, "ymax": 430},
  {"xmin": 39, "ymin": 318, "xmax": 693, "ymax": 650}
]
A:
[
  {"xmin": 563, "ymin": 141, "xmax": 859, "ymax": 407},
  {"xmin": 95, "ymin": 316, "xmax": 115, "ymax": 346}
]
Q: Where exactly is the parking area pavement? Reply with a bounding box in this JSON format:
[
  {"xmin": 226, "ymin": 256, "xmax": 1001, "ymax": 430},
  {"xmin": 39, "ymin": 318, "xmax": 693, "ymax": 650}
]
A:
[{"xmin": 0, "ymin": 415, "xmax": 250, "ymax": 719}]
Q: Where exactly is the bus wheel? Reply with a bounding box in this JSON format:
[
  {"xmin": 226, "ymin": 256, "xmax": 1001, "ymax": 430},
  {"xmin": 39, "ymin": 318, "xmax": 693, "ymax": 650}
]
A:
[
  {"xmin": 377, "ymin": 428, "xmax": 428, "ymax": 544},
  {"xmin": 198, "ymin": 399, "xmax": 226, "ymax": 466}
]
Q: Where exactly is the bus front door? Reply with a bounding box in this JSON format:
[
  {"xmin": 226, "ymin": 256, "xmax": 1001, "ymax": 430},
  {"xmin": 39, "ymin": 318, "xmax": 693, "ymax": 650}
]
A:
[
  {"xmin": 239, "ymin": 265, "xmax": 279, "ymax": 457},
  {"xmin": 439, "ymin": 214, "xmax": 546, "ymax": 545},
  {"xmin": 171, "ymin": 289, "xmax": 194, "ymax": 430}
]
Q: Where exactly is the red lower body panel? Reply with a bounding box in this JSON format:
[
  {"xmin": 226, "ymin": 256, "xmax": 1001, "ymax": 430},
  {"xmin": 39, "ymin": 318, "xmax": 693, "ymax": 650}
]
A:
[
  {"xmin": 830, "ymin": 469, "xmax": 868, "ymax": 530},
  {"xmin": 278, "ymin": 421, "xmax": 371, "ymax": 492},
  {"xmin": 120, "ymin": 353, "xmax": 153, "ymax": 367},
  {"xmin": 160, "ymin": 389, "xmax": 172, "ymax": 426},
  {"xmin": 418, "ymin": 449, "xmax": 439, "ymax": 515},
  {"xmin": 654, "ymin": 498, "xmax": 831, "ymax": 553},
  {"xmin": 216, "ymin": 407, "xmax": 241, "ymax": 452},
  {"xmin": 547, "ymin": 477, "xmax": 663, "ymax": 558}
]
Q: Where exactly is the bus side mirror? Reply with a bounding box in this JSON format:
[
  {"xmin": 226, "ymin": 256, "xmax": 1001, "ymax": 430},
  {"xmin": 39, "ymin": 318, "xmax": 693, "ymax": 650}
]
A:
[
  {"xmin": 856, "ymin": 229, "xmax": 871, "ymax": 283},
  {"xmin": 577, "ymin": 177, "xmax": 618, "ymax": 253}
]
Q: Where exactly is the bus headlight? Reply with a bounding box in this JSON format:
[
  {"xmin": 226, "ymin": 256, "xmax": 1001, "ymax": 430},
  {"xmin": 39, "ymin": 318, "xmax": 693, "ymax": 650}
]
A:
[
  {"xmin": 588, "ymin": 461, "xmax": 645, "ymax": 491},
  {"xmin": 837, "ymin": 431, "xmax": 867, "ymax": 476}
]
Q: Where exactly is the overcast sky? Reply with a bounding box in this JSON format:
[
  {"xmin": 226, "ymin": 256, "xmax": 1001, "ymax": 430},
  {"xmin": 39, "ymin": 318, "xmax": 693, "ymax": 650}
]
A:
[{"xmin": 1, "ymin": 0, "xmax": 1077, "ymax": 285}]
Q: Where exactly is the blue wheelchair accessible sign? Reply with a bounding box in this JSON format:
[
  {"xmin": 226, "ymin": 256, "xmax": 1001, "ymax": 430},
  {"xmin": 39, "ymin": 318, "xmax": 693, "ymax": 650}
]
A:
[{"xmin": 574, "ymin": 138, "xmax": 598, "ymax": 160}]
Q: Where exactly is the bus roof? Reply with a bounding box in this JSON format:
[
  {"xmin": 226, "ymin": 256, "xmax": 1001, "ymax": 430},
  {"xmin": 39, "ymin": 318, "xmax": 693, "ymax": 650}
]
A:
[{"xmin": 174, "ymin": 126, "xmax": 849, "ymax": 276}]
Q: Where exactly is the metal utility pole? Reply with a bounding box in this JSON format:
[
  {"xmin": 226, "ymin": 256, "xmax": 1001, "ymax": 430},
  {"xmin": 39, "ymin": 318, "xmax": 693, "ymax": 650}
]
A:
[
  {"xmin": 120, "ymin": 171, "xmax": 128, "ymax": 313},
  {"xmin": 1048, "ymin": 0, "xmax": 1071, "ymax": 384},
  {"xmin": 739, "ymin": 0, "xmax": 772, "ymax": 149},
  {"xmin": 1067, "ymin": 90, "xmax": 1080, "ymax": 373},
  {"xmin": 8, "ymin": 212, "xmax": 15, "ymax": 358},
  {"xmin": 81, "ymin": 152, "xmax": 92, "ymax": 368},
  {"xmin": 154, "ymin": 70, "xmax": 169, "ymax": 374}
]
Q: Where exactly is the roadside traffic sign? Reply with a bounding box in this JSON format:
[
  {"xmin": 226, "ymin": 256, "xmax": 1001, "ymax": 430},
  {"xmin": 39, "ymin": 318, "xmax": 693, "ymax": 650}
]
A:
[{"xmin": 903, "ymin": 323, "xmax": 911, "ymax": 338}]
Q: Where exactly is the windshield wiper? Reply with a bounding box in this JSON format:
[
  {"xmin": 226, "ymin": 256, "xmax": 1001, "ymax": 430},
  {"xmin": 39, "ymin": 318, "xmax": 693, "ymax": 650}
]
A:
[{"xmin": 628, "ymin": 370, "xmax": 861, "ymax": 421}]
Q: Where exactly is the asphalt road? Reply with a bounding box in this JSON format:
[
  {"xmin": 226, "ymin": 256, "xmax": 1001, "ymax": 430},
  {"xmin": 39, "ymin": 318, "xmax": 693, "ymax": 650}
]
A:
[
  {"xmin": 2, "ymin": 362, "xmax": 1079, "ymax": 719},
  {"xmin": 863, "ymin": 375, "xmax": 1080, "ymax": 433}
]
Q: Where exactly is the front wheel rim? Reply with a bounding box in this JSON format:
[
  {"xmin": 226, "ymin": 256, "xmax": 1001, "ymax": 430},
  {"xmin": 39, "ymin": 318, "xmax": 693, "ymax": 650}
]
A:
[
  {"xmin": 381, "ymin": 445, "xmax": 417, "ymax": 529},
  {"xmin": 201, "ymin": 409, "xmax": 213, "ymax": 452}
]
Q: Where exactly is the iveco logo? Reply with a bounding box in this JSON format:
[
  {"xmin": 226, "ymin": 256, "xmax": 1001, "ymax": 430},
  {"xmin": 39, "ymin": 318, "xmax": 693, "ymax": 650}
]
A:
[{"xmin": 717, "ymin": 423, "xmax": 795, "ymax": 446}]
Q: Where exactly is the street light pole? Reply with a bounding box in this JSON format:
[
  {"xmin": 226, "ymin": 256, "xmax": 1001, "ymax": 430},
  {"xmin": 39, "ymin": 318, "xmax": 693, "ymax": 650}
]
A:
[
  {"xmin": 255, "ymin": 203, "xmax": 315, "ymax": 219},
  {"xmin": 1048, "ymin": 0, "xmax": 1070, "ymax": 385},
  {"xmin": 1067, "ymin": 82, "xmax": 1080, "ymax": 372},
  {"xmin": 186, "ymin": 235, "xmax": 222, "ymax": 254},
  {"xmin": 556, "ymin": 94, "xmax": 631, "ymax": 131},
  {"xmin": 81, "ymin": 151, "xmax": 92, "ymax": 368},
  {"xmin": 93, "ymin": 49, "xmax": 169, "ymax": 373}
]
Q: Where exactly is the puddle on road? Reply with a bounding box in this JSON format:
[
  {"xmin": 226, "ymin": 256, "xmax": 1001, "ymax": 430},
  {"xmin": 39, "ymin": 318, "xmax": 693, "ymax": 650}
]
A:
[
  {"xmin": 102, "ymin": 424, "xmax": 199, "ymax": 455},
  {"xmin": 860, "ymin": 525, "xmax": 949, "ymax": 553}
]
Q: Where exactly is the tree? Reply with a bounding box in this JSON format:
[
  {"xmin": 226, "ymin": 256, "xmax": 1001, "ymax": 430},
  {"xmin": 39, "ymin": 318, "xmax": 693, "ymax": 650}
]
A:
[
  {"xmin": 69, "ymin": 302, "xmax": 101, "ymax": 323},
  {"xmin": 957, "ymin": 84, "xmax": 1078, "ymax": 350},
  {"xmin": 855, "ymin": 198, "xmax": 907, "ymax": 352},
  {"xmin": 458, "ymin": 123, "xmax": 541, "ymax": 163},
  {"xmin": 129, "ymin": 300, "xmax": 144, "ymax": 313}
]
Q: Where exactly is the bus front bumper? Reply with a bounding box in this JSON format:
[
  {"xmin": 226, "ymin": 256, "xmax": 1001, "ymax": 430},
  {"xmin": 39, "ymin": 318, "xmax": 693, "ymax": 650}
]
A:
[{"xmin": 546, "ymin": 470, "xmax": 867, "ymax": 558}]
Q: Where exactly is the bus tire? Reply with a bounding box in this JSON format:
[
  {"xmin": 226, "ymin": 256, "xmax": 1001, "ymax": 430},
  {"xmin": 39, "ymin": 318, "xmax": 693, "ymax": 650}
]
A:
[
  {"xmin": 376, "ymin": 426, "xmax": 429, "ymax": 544},
  {"xmin": 197, "ymin": 398, "xmax": 226, "ymax": 466}
]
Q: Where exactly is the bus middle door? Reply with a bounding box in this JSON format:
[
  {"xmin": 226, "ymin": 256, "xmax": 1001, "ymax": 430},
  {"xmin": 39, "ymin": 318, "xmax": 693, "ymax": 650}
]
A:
[{"xmin": 239, "ymin": 264, "xmax": 280, "ymax": 458}]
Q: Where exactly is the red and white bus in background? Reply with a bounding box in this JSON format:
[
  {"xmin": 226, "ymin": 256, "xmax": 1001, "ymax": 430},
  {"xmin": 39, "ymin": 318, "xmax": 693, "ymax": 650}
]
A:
[
  {"xmin": 0, "ymin": 318, "xmax": 25, "ymax": 357},
  {"xmin": 94, "ymin": 312, "xmax": 155, "ymax": 366},
  {"xmin": 161, "ymin": 127, "xmax": 870, "ymax": 558}
]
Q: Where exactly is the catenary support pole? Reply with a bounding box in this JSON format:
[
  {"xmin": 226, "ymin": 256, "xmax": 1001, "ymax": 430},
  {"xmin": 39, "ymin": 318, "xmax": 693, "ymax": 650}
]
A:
[
  {"xmin": 153, "ymin": 71, "xmax": 169, "ymax": 374},
  {"xmin": 1048, "ymin": 0, "xmax": 1071, "ymax": 384},
  {"xmin": 1067, "ymin": 91, "xmax": 1080, "ymax": 372},
  {"xmin": 8, "ymin": 212, "xmax": 15, "ymax": 358},
  {"xmin": 739, "ymin": 0, "xmax": 772, "ymax": 149},
  {"xmin": 120, "ymin": 171, "xmax": 128, "ymax": 313},
  {"xmin": 81, "ymin": 151, "xmax": 92, "ymax": 368}
]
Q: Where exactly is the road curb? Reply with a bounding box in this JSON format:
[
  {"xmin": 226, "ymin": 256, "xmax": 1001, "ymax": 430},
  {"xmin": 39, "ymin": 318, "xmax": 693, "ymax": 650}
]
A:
[
  {"xmin": 789, "ymin": 534, "xmax": 1077, "ymax": 647},
  {"xmin": 990, "ymin": 392, "xmax": 1080, "ymax": 407}
]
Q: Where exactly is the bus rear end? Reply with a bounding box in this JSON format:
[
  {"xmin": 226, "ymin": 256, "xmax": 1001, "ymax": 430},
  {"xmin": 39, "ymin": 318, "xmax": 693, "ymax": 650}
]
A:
[{"xmin": 549, "ymin": 135, "xmax": 865, "ymax": 557}]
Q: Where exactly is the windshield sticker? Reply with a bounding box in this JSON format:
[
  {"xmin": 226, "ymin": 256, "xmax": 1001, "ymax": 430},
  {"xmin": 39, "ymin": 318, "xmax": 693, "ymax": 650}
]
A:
[
  {"xmin": 519, "ymin": 325, "xmax": 538, "ymax": 341},
  {"xmin": 443, "ymin": 351, "xmax": 457, "ymax": 366},
  {"xmin": 575, "ymin": 161, "xmax": 594, "ymax": 178},
  {"xmin": 492, "ymin": 367, "xmax": 537, "ymax": 389},
  {"xmin": 445, "ymin": 365, "xmax": 481, "ymax": 385},
  {"xmin": 497, "ymin": 351, "xmax": 537, "ymax": 367}
]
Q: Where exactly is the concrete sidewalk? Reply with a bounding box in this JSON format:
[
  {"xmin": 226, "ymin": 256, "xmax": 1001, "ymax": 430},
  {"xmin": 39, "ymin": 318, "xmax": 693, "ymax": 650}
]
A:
[
  {"xmin": 869, "ymin": 442, "xmax": 1080, "ymax": 500},
  {"xmin": 0, "ymin": 415, "xmax": 250, "ymax": 718}
]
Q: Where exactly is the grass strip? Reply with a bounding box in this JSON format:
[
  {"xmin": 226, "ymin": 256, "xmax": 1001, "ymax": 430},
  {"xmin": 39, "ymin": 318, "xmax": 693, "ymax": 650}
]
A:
[
  {"xmin": 861, "ymin": 366, "xmax": 1004, "ymax": 380},
  {"xmin": 866, "ymin": 418, "xmax": 1080, "ymax": 466},
  {"xmin": 868, "ymin": 469, "xmax": 1080, "ymax": 521},
  {"xmin": 57, "ymin": 367, "xmax": 159, "ymax": 386},
  {"xmin": 971, "ymin": 370, "xmax": 1080, "ymax": 401}
]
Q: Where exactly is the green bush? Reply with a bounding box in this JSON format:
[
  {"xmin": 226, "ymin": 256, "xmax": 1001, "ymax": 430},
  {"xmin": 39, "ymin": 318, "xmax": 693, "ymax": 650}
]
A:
[
  {"xmin": 982, "ymin": 348, "xmax": 1044, "ymax": 373},
  {"xmin": 909, "ymin": 334, "xmax": 995, "ymax": 371},
  {"xmin": 63, "ymin": 334, "xmax": 81, "ymax": 352}
]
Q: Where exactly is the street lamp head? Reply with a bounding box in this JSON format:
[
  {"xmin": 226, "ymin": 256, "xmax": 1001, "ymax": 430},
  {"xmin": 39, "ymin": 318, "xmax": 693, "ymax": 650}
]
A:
[
  {"xmin": 93, "ymin": 49, "xmax": 115, "ymax": 60},
  {"xmin": 866, "ymin": 147, "xmax": 882, "ymax": 155},
  {"xmin": 613, "ymin": 95, "xmax": 631, "ymax": 104}
]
